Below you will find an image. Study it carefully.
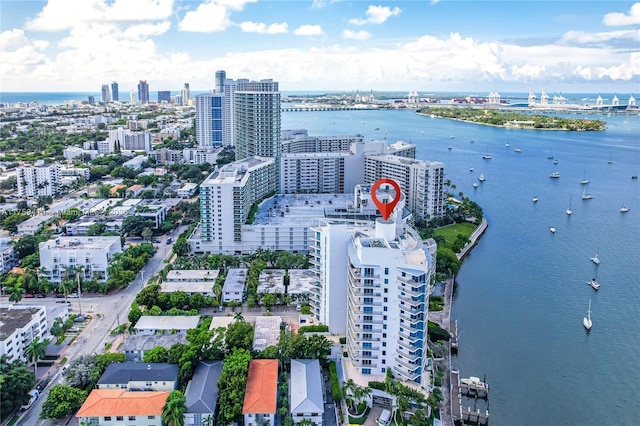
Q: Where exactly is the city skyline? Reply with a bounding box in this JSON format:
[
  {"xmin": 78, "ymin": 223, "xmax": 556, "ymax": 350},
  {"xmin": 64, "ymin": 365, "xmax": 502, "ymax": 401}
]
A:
[{"xmin": 0, "ymin": 0, "xmax": 639, "ymax": 93}]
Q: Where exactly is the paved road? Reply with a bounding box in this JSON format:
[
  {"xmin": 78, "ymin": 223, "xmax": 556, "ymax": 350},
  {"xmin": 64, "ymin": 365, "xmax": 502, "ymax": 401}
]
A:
[{"xmin": 13, "ymin": 225, "xmax": 187, "ymax": 426}]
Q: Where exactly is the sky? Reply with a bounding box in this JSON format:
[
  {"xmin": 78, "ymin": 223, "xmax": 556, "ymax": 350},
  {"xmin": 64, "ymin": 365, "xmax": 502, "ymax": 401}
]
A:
[{"xmin": 1, "ymin": 0, "xmax": 639, "ymax": 94}]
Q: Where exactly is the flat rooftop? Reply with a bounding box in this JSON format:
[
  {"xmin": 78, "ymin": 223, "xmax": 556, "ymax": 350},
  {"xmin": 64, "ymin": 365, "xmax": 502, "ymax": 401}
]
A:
[
  {"xmin": 223, "ymin": 268, "xmax": 248, "ymax": 293},
  {"xmin": 160, "ymin": 282, "xmax": 214, "ymax": 294},
  {"xmin": 0, "ymin": 306, "xmax": 44, "ymax": 336},
  {"xmin": 257, "ymin": 269, "xmax": 286, "ymax": 294},
  {"xmin": 134, "ymin": 315, "xmax": 200, "ymax": 331},
  {"xmin": 253, "ymin": 193, "xmax": 354, "ymax": 226},
  {"xmin": 287, "ymin": 269, "xmax": 316, "ymax": 295},
  {"xmin": 253, "ymin": 316, "xmax": 282, "ymax": 351},
  {"xmin": 166, "ymin": 270, "xmax": 219, "ymax": 282},
  {"xmin": 39, "ymin": 236, "xmax": 121, "ymax": 250}
]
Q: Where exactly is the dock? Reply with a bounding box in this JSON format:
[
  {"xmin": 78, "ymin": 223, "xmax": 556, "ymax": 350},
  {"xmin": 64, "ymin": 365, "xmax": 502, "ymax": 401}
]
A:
[
  {"xmin": 451, "ymin": 370, "xmax": 463, "ymax": 424},
  {"xmin": 450, "ymin": 320, "xmax": 458, "ymax": 353},
  {"xmin": 451, "ymin": 370, "xmax": 490, "ymax": 425},
  {"xmin": 459, "ymin": 377, "xmax": 489, "ymax": 398}
]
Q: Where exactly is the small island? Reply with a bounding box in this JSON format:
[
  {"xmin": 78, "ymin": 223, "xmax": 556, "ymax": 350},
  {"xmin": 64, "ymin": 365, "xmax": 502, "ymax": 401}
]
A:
[{"xmin": 418, "ymin": 106, "xmax": 607, "ymax": 131}]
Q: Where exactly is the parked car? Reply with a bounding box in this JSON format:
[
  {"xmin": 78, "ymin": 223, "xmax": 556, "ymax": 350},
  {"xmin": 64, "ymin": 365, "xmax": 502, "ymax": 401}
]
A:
[
  {"xmin": 68, "ymin": 293, "xmax": 79, "ymax": 298},
  {"xmin": 24, "ymin": 294, "xmax": 34, "ymax": 298},
  {"xmin": 20, "ymin": 390, "xmax": 39, "ymax": 411}
]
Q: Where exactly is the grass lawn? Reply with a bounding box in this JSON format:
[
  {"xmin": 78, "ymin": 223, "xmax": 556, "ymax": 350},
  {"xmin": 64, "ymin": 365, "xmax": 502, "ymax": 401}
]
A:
[{"xmin": 434, "ymin": 222, "xmax": 477, "ymax": 247}]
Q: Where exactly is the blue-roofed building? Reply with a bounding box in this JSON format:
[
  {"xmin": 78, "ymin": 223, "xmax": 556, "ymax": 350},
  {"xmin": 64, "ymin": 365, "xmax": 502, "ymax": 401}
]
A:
[
  {"xmin": 290, "ymin": 359, "xmax": 324, "ymax": 425},
  {"xmin": 184, "ymin": 361, "xmax": 223, "ymax": 426}
]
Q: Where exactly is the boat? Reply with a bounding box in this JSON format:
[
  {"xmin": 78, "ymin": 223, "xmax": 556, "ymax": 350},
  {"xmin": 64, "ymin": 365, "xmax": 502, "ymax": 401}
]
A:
[
  {"xmin": 583, "ymin": 300, "xmax": 592, "ymax": 330},
  {"xmin": 448, "ymin": 146, "xmax": 453, "ymax": 150},
  {"xmin": 620, "ymin": 202, "xmax": 629, "ymax": 213},
  {"xmin": 469, "ymin": 167, "xmax": 474, "ymax": 172},
  {"xmin": 590, "ymin": 252, "xmax": 600, "ymax": 265},
  {"xmin": 549, "ymin": 227, "xmax": 556, "ymax": 233},
  {"xmin": 550, "ymin": 172, "xmax": 560, "ymax": 178},
  {"xmin": 473, "ymin": 182, "xmax": 479, "ymax": 188},
  {"xmin": 580, "ymin": 171, "xmax": 590, "ymax": 185},
  {"xmin": 581, "ymin": 184, "xmax": 592, "ymax": 200},
  {"xmin": 533, "ymin": 197, "xmax": 539, "ymax": 203},
  {"xmin": 566, "ymin": 196, "xmax": 572, "ymax": 215},
  {"xmin": 632, "ymin": 175, "xmax": 638, "ymax": 180},
  {"xmin": 553, "ymin": 159, "xmax": 559, "ymax": 164},
  {"xmin": 505, "ymin": 143, "xmax": 510, "ymax": 147},
  {"xmin": 478, "ymin": 174, "xmax": 485, "ymax": 182},
  {"xmin": 451, "ymin": 135, "xmax": 455, "ymax": 139},
  {"xmin": 482, "ymin": 145, "xmax": 492, "ymax": 159},
  {"xmin": 470, "ymin": 140, "xmax": 475, "ymax": 143},
  {"xmin": 548, "ymin": 149, "xmax": 554, "ymax": 159},
  {"xmin": 586, "ymin": 278, "xmax": 600, "ymax": 290},
  {"xmin": 514, "ymin": 148, "xmax": 522, "ymax": 153}
]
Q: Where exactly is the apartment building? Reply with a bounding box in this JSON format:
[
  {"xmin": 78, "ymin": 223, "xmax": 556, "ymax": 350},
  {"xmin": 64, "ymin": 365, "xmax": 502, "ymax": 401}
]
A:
[
  {"xmin": 16, "ymin": 161, "xmax": 61, "ymax": 198},
  {"xmin": 0, "ymin": 305, "xmax": 48, "ymax": 363}
]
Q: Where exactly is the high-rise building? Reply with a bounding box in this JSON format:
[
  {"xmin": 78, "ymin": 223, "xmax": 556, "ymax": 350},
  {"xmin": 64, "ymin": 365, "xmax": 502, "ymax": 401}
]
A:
[
  {"xmin": 222, "ymin": 78, "xmax": 240, "ymax": 146},
  {"xmin": 111, "ymin": 81, "xmax": 119, "ymax": 101},
  {"xmin": 195, "ymin": 93, "xmax": 224, "ymax": 148},
  {"xmin": 138, "ymin": 80, "xmax": 149, "ymax": 104},
  {"xmin": 157, "ymin": 91, "xmax": 171, "ymax": 103},
  {"xmin": 234, "ymin": 79, "xmax": 281, "ymax": 161},
  {"xmin": 101, "ymin": 84, "xmax": 111, "ymax": 103},
  {"xmin": 16, "ymin": 161, "xmax": 61, "ymax": 198},
  {"xmin": 215, "ymin": 70, "xmax": 226, "ymax": 93},
  {"xmin": 181, "ymin": 83, "xmax": 191, "ymax": 105},
  {"xmin": 130, "ymin": 89, "xmax": 137, "ymax": 104},
  {"xmin": 88, "ymin": 96, "xmax": 95, "ymax": 105},
  {"xmin": 310, "ymin": 217, "xmax": 435, "ymax": 386}
]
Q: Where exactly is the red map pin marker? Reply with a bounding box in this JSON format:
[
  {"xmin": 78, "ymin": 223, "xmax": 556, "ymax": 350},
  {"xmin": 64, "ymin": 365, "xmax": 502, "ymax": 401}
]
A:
[{"xmin": 371, "ymin": 178, "xmax": 402, "ymax": 221}]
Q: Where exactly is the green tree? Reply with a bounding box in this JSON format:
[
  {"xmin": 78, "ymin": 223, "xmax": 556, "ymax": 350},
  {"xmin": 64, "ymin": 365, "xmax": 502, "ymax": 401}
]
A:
[
  {"xmin": 144, "ymin": 346, "xmax": 169, "ymax": 363},
  {"xmin": 162, "ymin": 390, "xmax": 187, "ymax": 426},
  {"xmin": 173, "ymin": 239, "xmax": 190, "ymax": 256},
  {"xmin": 86, "ymin": 222, "xmax": 107, "ymax": 236},
  {"xmin": 262, "ymin": 293, "xmax": 277, "ymax": 310},
  {"xmin": 13, "ymin": 235, "xmax": 40, "ymax": 259},
  {"xmin": 24, "ymin": 336, "xmax": 50, "ymax": 377},
  {"xmin": 0, "ymin": 358, "xmax": 36, "ymax": 417},
  {"xmin": 8, "ymin": 281, "xmax": 24, "ymax": 303},
  {"xmin": 225, "ymin": 321, "xmax": 254, "ymax": 352},
  {"xmin": 122, "ymin": 215, "xmax": 153, "ymax": 237},
  {"xmin": 217, "ymin": 349, "xmax": 251, "ymax": 425},
  {"xmin": 128, "ymin": 301, "xmax": 143, "ymax": 325},
  {"xmin": 40, "ymin": 385, "xmax": 87, "ymax": 420}
]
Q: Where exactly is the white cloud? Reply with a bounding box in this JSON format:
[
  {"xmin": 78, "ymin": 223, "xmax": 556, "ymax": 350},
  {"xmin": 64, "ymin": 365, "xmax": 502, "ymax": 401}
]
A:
[
  {"xmin": 342, "ymin": 29, "xmax": 372, "ymax": 40},
  {"xmin": 603, "ymin": 3, "xmax": 640, "ymax": 26},
  {"xmin": 240, "ymin": 21, "xmax": 288, "ymax": 34},
  {"xmin": 311, "ymin": 0, "xmax": 340, "ymax": 9},
  {"xmin": 430, "ymin": 0, "xmax": 440, "ymax": 4},
  {"xmin": 561, "ymin": 29, "xmax": 640, "ymax": 44},
  {"xmin": 349, "ymin": 5, "xmax": 401, "ymax": 26},
  {"xmin": 179, "ymin": 0, "xmax": 257, "ymax": 33},
  {"xmin": 25, "ymin": 0, "xmax": 175, "ymax": 31},
  {"xmin": 294, "ymin": 25, "xmax": 324, "ymax": 36},
  {"xmin": 0, "ymin": 29, "xmax": 50, "ymax": 83}
]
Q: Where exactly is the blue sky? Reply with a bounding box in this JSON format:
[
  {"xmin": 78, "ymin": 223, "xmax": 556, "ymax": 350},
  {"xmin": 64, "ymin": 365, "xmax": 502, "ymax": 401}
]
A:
[{"xmin": 1, "ymin": 0, "xmax": 639, "ymax": 93}]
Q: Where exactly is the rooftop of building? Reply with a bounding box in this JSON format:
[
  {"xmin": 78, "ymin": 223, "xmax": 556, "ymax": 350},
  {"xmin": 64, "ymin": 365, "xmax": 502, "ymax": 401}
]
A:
[
  {"xmin": 252, "ymin": 316, "xmax": 282, "ymax": 351},
  {"xmin": 160, "ymin": 281, "xmax": 214, "ymax": 294},
  {"xmin": 184, "ymin": 361, "xmax": 223, "ymax": 415},
  {"xmin": 39, "ymin": 236, "xmax": 121, "ymax": 250},
  {"xmin": 166, "ymin": 269, "xmax": 219, "ymax": 282},
  {"xmin": 202, "ymin": 156, "xmax": 274, "ymax": 186},
  {"xmin": 223, "ymin": 268, "xmax": 248, "ymax": 292},
  {"xmin": 257, "ymin": 269, "xmax": 286, "ymax": 293},
  {"xmin": 97, "ymin": 362, "xmax": 178, "ymax": 386},
  {"xmin": 287, "ymin": 269, "xmax": 316, "ymax": 295},
  {"xmin": 121, "ymin": 334, "xmax": 188, "ymax": 353},
  {"xmin": 290, "ymin": 359, "xmax": 324, "ymax": 414},
  {"xmin": 242, "ymin": 359, "xmax": 279, "ymax": 414},
  {"xmin": 134, "ymin": 315, "xmax": 200, "ymax": 331},
  {"xmin": 0, "ymin": 306, "xmax": 44, "ymax": 338},
  {"xmin": 252, "ymin": 193, "xmax": 355, "ymax": 226},
  {"xmin": 76, "ymin": 389, "xmax": 170, "ymax": 417}
]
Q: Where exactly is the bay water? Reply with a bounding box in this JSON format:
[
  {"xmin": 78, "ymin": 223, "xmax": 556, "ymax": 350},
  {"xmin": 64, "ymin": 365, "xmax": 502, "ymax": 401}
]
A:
[{"xmin": 282, "ymin": 107, "xmax": 640, "ymax": 425}]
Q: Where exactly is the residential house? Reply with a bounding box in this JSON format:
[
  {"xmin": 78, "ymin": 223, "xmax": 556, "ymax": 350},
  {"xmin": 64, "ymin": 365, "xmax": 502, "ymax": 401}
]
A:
[
  {"xmin": 134, "ymin": 315, "xmax": 200, "ymax": 335},
  {"xmin": 290, "ymin": 359, "xmax": 324, "ymax": 425},
  {"xmin": 222, "ymin": 268, "xmax": 247, "ymax": 303},
  {"xmin": 176, "ymin": 182, "xmax": 198, "ymax": 198},
  {"xmin": 121, "ymin": 334, "xmax": 188, "ymax": 362},
  {"xmin": 243, "ymin": 360, "xmax": 279, "ymax": 426},
  {"xmin": 252, "ymin": 316, "xmax": 282, "ymax": 352},
  {"xmin": 184, "ymin": 361, "xmax": 223, "ymax": 426},
  {"xmin": 76, "ymin": 389, "xmax": 169, "ymax": 426},
  {"xmin": 127, "ymin": 184, "xmax": 145, "ymax": 197},
  {"xmin": 97, "ymin": 362, "xmax": 178, "ymax": 391}
]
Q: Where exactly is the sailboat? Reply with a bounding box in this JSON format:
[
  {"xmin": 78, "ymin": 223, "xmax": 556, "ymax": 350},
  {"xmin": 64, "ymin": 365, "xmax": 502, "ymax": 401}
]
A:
[
  {"xmin": 590, "ymin": 252, "xmax": 600, "ymax": 265},
  {"xmin": 583, "ymin": 300, "xmax": 592, "ymax": 330},
  {"xmin": 620, "ymin": 202, "xmax": 629, "ymax": 213},
  {"xmin": 586, "ymin": 278, "xmax": 600, "ymax": 290},
  {"xmin": 566, "ymin": 196, "xmax": 573, "ymax": 215},
  {"xmin": 482, "ymin": 146, "xmax": 492, "ymax": 159},
  {"xmin": 547, "ymin": 149, "xmax": 554, "ymax": 160},
  {"xmin": 580, "ymin": 171, "xmax": 590, "ymax": 185},
  {"xmin": 581, "ymin": 184, "xmax": 592, "ymax": 200},
  {"xmin": 478, "ymin": 173, "xmax": 486, "ymax": 182}
]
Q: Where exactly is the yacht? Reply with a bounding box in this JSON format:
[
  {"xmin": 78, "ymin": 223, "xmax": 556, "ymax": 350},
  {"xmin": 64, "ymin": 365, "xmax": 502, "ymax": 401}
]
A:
[
  {"xmin": 549, "ymin": 227, "xmax": 556, "ymax": 233},
  {"xmin": 478, "ymin": 174, "xmax": 486, "ymax": 182},
  {"xmin": 533, "ymin": 197, "xmax": 539, "ymax": 203},
  {"xmin": 581, "ymin": 184, "xmax": 593, "ymax": 200},
  {"xmin": 550, "ymin": 172, "xmax": 560, "ymax": 178},
  {"xmin": 620, "ymin": 202, "xmax": 629, "ymax": 213},
  {"xmin": 583, "ymin": 300, "xmax": 592, "ymax": 330},
  {"xmin": 590, "ymin": 253, "xmax": 600, "ymax": 265},
  {"xmin": 514, "ymin": 148, "xmax": 522, "ymax": 153},
  {"xmin": 553, "ymin": 159, "xmax": 559, "ymax": 164},
  {"xmin": 473, "ymin": 182, "xmax": 479, "ymax": 188},
  {"xmin": 482, "ymin": 154, "xmax": 493, "ymax": 159},
  {"xmin": 566, "ymin": 196, "xmax": 573, "ymax": 216},
  {"xmin": 586, "ymin": 278, "xmax": 600, "ymax": 290},
  {"xmin": 469, "ymin": 167, "xmax": 474, "ymax": 172},
  {"xmin": 580, "ymin": 171, "xmax": 590, "ymax": 185}
]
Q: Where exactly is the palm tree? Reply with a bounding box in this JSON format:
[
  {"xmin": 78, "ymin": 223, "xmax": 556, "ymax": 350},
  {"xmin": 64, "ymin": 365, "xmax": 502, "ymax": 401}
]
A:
[
  {"xmin": 58, "ymin": 279, "xmax": 74, "ymax": 300},
  {"xmin": 24, "ymin": 336, "xmax": 50, "ymax": 378},
  {"xmin": 342, "ymin": 379, "xmax": 358, "ymax": 412},
  {"xmin": 201, "ymin": 415, "xmax": 214, "ymax": 426},
  {"xmin": 162, "ymin": 390, "xmax": 186, "ymax": 426},
  {"xmin": 9, "ymin": 282, "xmax": 24, "ymax": 303}
]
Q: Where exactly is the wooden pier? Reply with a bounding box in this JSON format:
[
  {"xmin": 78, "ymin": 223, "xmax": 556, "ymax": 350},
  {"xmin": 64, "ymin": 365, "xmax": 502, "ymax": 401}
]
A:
[
  {"xmin": 451, "ymin": 370, "xmax": 490, "ymax": 425},
  {"xmin": 450, "ymin": 320, "xmax": 459, "ymax": 353},
  {"xmin": 451, "ymin": 370, "xmax": 463, "ymax": 424},
  {"xmin": 459, "ymin": 377, "xmax": 489, "ymax": 399}
]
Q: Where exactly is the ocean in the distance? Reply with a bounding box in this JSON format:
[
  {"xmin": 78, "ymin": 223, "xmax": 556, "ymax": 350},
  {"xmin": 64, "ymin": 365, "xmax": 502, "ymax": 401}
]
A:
[{"xmin": 281, "ymin": 108, "xmax": 640, "ymax": 425}]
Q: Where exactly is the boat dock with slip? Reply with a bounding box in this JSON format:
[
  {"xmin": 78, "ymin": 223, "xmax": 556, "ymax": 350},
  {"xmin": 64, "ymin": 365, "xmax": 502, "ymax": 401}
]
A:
[{"xmin": 451, "ymin": 370, "xmax": 490, "ymax": 425}]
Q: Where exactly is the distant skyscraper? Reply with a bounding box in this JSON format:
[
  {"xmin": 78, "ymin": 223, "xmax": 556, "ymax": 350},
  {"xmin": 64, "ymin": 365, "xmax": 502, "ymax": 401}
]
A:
[
  {"xmin": 157, "ymin": 91, "xmax": 171, "ymax": 103},
  {"xmin": 195, "ymin": 93, "xmax": 223, "ymax": 148},
  {"xmin": 234, "ymin": 79, "xmax": 281, "ymax": 161},
  {"xmin": 181, "ymin": 83, "xmax": 191, "ymax": 106},
  {"xmin": 101, "ymin": 84, "xmax": 111, "ymax": 103},
  {"xmin": 88, "ymin": 96, "xmax": 95, "ymax": 105},
  {"xmin": 111, "ymin": 81, "xmax": 119, "ymax": 101},
  {"xmin": 215, "ymin": 70, "xmax": 226, "ymax": 93},
  {"xmin": 130, "ymin": 89, "xmax": 137, "ymax": 104},
  {"xmin": 138, "ymin": 80, "xmax": 149, "ymax": 104}
]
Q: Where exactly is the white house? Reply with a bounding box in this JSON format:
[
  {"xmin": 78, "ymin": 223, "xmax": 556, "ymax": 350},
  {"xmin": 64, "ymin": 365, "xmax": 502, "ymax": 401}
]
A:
[
  {"xmin": 134, "ymin": 316, "xmax": 200, "ymax": 335},
  {"xmin": 222, "ymin": 268, "xmax": 247, "ymax": 303},
  {"xmin": 0, "ymin": 305, "xmax": 48, "ymax": 363},
  {"xmin": 290, "ymin": 359, "xmax": 324, "ymax": 425}
]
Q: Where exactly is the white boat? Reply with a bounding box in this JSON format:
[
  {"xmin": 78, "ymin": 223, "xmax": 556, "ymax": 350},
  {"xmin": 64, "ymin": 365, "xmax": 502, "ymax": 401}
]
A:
[
  {"xmin": 566, "ymin": 196, "xmax": 573, "ymax": 216},
  {"xmin": 473, "ymin": 182, "xmax": 479, "ymax": 188},
  {"xmin": 550, "ymin": 172, "xmax": 560, "ymax": 178},
  {"xmin": 533, "ymin": 197, "xmax": 539, "ymax": 203},
  {"xmin": 581, "ymin": 184, "xmax": 592, "ymax": 200},
  {"xmin": 553, "ymin": 159, "xmax": 559, "ymax": 164},
  {"xmin": 514, "ymin": 148, "xmax": 522, "ymax": 153},
  {"xmin": 482, "ymin": 145, "xmax": 492, "ymax": 159},
  {"xmin": 620, "ymin": 202, "xmax": 629, "ymax": 213},
  {"xmin": 549, "ymin": 227, "xmax": 556, "ymax": 233},
  {"xmin": 478, "ymin": 174, "xmax": 485, "ymax": 182},
  {"xmin": 448, "ymin": 146, "xmax": 453, "ymax": 150},
  {"xmin": 583, "ymin": 300, "xmax": 592, "ymax": 330},
  {"xmin": 580, "ymin": 171, "xmax": 590, "ymax": 185},
  {"xmin": 590, "ymin": 253, "xmax": 600, "ymax": 265},
  {"xmin": 548, "ymin": 149, "xmax": 554, "ymax": 159},
  {"xmin": 469, "ymin": 167, "xmax": 474, "ymax": 172},
  {"xmin": 586, "ymin": 278, "xmax": 600, "ymax": 290},
  {"xmin": 505, "ymin": 143, "xmax": 510, "ymax": 147}
]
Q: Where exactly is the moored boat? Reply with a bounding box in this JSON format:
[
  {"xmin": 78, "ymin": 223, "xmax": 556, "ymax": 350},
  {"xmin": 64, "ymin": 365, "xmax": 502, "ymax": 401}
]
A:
[{"xmin": 586, "ymin": 278, "xmax": 600, "ymax": 290}]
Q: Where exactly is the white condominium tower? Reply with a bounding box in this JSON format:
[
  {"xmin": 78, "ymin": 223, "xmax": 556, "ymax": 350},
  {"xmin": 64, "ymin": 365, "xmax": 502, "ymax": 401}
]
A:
[
  {"xmin": 16, "ymin": 161, "xmax": 61, "ymax": 198},
  {"xmin": 195, "ymin": 93, "xmax": 224, "ymax": 148},
  {"xmin": 310, "ymin": 216, "xmax": 435, "ymax": 385},
  {"xmin": 234, "ymin": 79, "xmax": 281, "ymax": 161},
  {"xmin": 194, "ymin": 157, "xmax": 277, "ymax": 254},
  {"xmin": 365, "ymin": 155, "xmax": 446, "ymax": 220},
  {"xmin": 101, "ymin": 84, "xmax": 111, "ymax": 103}
]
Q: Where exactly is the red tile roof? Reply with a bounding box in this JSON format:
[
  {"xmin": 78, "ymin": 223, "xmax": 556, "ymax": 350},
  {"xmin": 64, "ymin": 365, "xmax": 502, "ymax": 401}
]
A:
[
  {"xmin": 76, "ymin": 389, "xmax": 170, "ymax": 417},
  {"xmin": 242, "ymin": 359, "xmax": 278, "ymax": 414}
]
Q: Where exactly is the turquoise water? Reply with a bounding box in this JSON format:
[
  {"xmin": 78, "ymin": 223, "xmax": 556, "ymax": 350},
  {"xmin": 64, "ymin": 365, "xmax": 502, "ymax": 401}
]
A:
[{"xmin": 282, "ymin": 109, "xmax": 640, "ymax": 425}]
